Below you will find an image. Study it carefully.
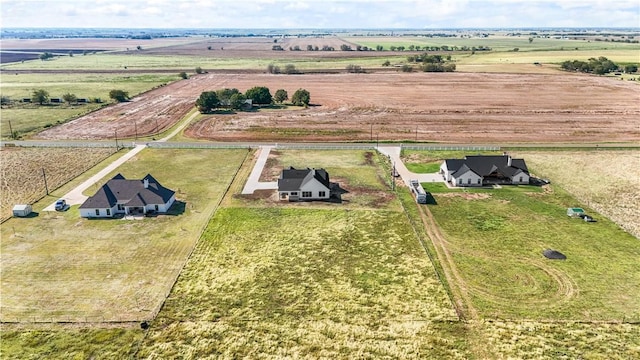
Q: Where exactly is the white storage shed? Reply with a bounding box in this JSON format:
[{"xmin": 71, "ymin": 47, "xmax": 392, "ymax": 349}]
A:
[{"xmin": 12, "ymin": 204, "xmax": 32, "ymax": 217}]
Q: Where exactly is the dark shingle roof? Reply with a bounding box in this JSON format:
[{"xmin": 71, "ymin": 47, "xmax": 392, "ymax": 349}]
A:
[
  {"xmin": 79, "ymin": 173, "xmax": 174, "ymax": 209},
  {"xmin": 278, "ymin": 167, "xmax": 330, "ymax": 191},
  {"xmin": 447, "ymin": 155, "xmax": 528, "ymax": 178}
]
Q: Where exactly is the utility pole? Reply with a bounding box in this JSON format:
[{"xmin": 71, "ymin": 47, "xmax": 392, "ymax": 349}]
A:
[
  {"xmin": 376, "ymin": 133, "xmax": 379, "ymax": 148},
  {"xmin": 8, "ymin": 120, "xmax": 14, "ymax": 139},
  {"xmin": 370, "ymin": 123, "xmax": 373, "ymax": 141},
  {"xmin": 415, "ymin": 125, "xmax": 418, "ymax": 141},
  {"xmin": 42, "ymin": 168, "xmax": 49, "ymax": 195},
  {"xmin": 114, "ymin": 129, "xmax": 118, "ymax": 151},
  {"xmin": 134, "ymin": 121, "xmax": 138, "ymax": 141}
]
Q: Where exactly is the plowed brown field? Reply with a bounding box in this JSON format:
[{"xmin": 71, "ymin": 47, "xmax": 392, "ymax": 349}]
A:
[{"xmin": 38, "ymin": 72, "xmax": 640, "ymax": 143}]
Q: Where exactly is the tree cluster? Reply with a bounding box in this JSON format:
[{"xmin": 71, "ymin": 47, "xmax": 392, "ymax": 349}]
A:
[
  {"xmin": 109, "ymin": 90, "xmax": 130, "ymax": 102},
  {"xmin": 560, "ymin": 56, "xmax": 620, "ymax": 75},
  {"xmin": 195, "ymin": 87, "xmax": 310, "ymax": 114},
  {"xmin": 406, "ymin": 53, "xmax": 456, "ymax": 72},
  {"xmin": 39, "ymin": 52, "xmax": 54, "ymax": 61},
  {"xmin": 267, "ymin": 63, "xmax": 299, "ymax": 74},
  {"xmin": 346, "ymin": 64, "xmax": 365, "ymax": 73}
]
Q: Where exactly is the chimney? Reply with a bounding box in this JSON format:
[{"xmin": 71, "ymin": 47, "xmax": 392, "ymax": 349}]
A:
[
  {"xmin": 507, "ymin": 155, "xmax": 512, "ymax": 167},
  {"xmin": 143, "ymin": 178, "xmax": 149, "ymax": 188}
]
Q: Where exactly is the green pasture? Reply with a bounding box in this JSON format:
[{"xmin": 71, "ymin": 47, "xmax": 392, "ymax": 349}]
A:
[
  {"xmin": 0, "ymin": 72, "xmax": 179, "ymax": 139},
  {"xmin": 455, "ymin": 49, "xmax": 640, "ymax": 65},
  {"xmin": 0, "ymin": 53, "xmax": 399, "ymax": 71},
  {"xmin": 0, "ymin": 327, "xmax": 144, "ymax": 360},
  {"xmin": 140, "ymin": 207, "xmax": 463, "ymax": 358},
  {"xmin": 426, "ymin": 184, "xmax": 640, "ymax": 321},
  {"xmin": 348, "ymin": 35, "xmax": 640, "ymax": 52},
  {"xmin": 1, "ymin": 105, "xmax": 104, "ymax": 138},
  {"xmin": 0, "ymin": 148, "xmax": 247, "ymax": 323}
]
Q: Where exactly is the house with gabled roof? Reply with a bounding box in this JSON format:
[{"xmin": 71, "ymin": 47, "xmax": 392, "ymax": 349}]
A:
[
  {"xmin": 440, "ymin": 155, "xmax": 530, "ymax": 187},
  {"xmin": 277, "ymin": 167, "xmax": 331, "ymax": 201},
  {"xmin": 79, "ymin": 173, "xmax": 176, "ymax": 218}
]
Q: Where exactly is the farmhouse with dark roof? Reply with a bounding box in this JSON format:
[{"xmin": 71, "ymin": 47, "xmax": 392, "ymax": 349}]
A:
[
  {"xmin": 440, "ymin": 155, "xmax": 529, "ymax": 187},
  {"xmin": 79, "ymin": 173, "xmax": 176, "ymax": 218},
  {"xmin": 277, "ymin": 167, "xmax": 331, "ymax": 201}
]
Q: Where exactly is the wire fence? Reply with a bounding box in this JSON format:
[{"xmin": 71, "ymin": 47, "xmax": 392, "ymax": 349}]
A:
[{"xmin": 3, "ymin": 141, "xmax": 501, "ymax": 151}]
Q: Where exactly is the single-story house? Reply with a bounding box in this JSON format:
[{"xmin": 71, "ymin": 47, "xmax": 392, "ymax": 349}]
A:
[
  {"xmin": 79, "ymin": 173, "xmax": 175, "ymax": 218},
  {"xmin": 278, "ymin": 167, "xmax": 331, "ymax": 201},
  {"xmin": 440, "ymin": 155, "xmax": 530, "ymax": 187}
]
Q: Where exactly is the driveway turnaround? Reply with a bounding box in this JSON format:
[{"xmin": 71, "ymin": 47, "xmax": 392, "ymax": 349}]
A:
[
  {"xmin": 242, "ymin": 146, "xmax": 278, "ymax": 194},
  {"xmin": 377, "ymin": 146, "xmax": 445, "ymax": 185}
]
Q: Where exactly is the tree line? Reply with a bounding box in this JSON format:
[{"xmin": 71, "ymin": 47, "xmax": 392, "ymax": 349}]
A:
[
  {"xmin": 271, "ymin": 44, "xmax": 491, "ymax": 52},
  {"xmin": 195, "ymin": 87, "xmax": 310, "ymax": 114},
  {"xmin": 561, "ymin": 56, "xmax": 638, "ymax": 75}
]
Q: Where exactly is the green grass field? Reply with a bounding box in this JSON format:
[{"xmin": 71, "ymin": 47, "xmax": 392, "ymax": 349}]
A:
[
  {"xmin": 422, "ymin": 184, "xmax": 640, "ymax": 321},
  {"xmin": 0, "ymin": 53, "xmax": 399, "ymax": 71},
  {"xmin": 1, "ymin": 73, "xmax": 180, "ymax": 138},
  {"xmin": 0, "ymin": 148, "xmax": 247, "ymax": 323}
]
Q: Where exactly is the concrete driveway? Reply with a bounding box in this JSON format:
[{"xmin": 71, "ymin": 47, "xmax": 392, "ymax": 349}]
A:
[
  {"xmin": 242, "ymin": 146, "xmax": 278, "ymax": 194},
  {"xmin": 377, "ymin": 146, "xmax": 445, "ymax": 186}
]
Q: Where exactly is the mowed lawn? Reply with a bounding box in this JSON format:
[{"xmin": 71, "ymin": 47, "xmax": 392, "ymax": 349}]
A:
[
  {"xmin": 423, "ymin": 184, "xmax": 640, "ymax": 321},
  {"xmin": 0, "ymin": 148, "xmax": 247, "ymax": 322}
]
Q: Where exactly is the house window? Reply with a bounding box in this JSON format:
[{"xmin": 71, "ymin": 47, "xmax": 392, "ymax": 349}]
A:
[
  {"xmin": 477, "ymin": 179, "xmax": 481, "ymax": 184},
  {"xmin": 458, "ymin": 178, "xmax": 462, "ymax": 184},
  {"xmin": 106, "ymin": 209, "xmax": 111, "ymax": 216},
  {"xmin": 302, "ymin": 191, "xmax": 312, "ymax": 198},
  {"xmin": 519, "ymin": 176, "xmax": 523, "ymax": 183},
  {"xmin": 95, "ymin": 209, "xmax": 100, "ymax": 216},
  {"xmin": 291, "ymin": 192, "xmax": 298, "ymax": 196},
  {"xmin": 319, "ymin": 191, "xmax": 326, "ymax": 197},
  {"xmin": 118, "ymin": 204, "xmax": 124, "ymax": 211},
  {"xmin": 468, "ymin": 178, "xmax": 472, "ymax": 184},
  {"xmin": 155, "ymin": 205, "xmax": 159, "ymax": 211}
]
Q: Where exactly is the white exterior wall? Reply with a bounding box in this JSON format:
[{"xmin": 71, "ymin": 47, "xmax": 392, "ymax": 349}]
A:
[
  {"xmin": 511, "ymin": 172, "xmax": 530, "ymax": 185},
  {"xmin": 440, "ymin": 162, "xmax": 452, "ymax": 181},
  {"xmin": 144, "ymin": 194, "xmax": 176, "ymax": 213},
  {"xmin": 80, "ymin": 206, "xmax": 117, "ymax": 218},
  {"xmin": 300, "ymin": 179, "xmax": 330, "ymax": 200},
  {"xmin": 452, "ymin": 170, "xmax": 483, "ymax": 187}
]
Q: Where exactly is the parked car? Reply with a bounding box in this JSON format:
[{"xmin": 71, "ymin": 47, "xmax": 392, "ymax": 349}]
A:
[{"xmin": 55, "ymin": 199, "xmax": 66, "ymax": 211}]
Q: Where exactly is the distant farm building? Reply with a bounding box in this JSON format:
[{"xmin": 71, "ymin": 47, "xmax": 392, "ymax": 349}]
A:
[
  {"xmin": 50, "ymin": 98, "xmax": 63, "ymax": 103},
  {"xmin": 21, "ymin": 98, "xmax": 31, "ymax": 103},
  {"xmin": 76, "ymin": 98, "xmax": 89, "ymax": 103},
  {"xmin": 440, "ymin": 155, "xmax": 529, "ymax": 187},
  {"xmin": 79, "ymin": 173, "xmax": 175, "ymax": 218}
]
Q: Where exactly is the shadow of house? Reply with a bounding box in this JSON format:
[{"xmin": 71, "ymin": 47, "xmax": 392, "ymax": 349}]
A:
[
  {"xmin": 164, "ymin": 200, "xmax": 187, "ymax": 216},
  {"xmin": 328, "ymin": 182, "xmax": 349, "ymax": 203}
]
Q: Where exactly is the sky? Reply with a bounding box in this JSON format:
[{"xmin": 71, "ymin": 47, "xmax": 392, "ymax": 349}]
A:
[{"xmin": 1, "ymin": 0, "xmax": 639, "ymax": 29}]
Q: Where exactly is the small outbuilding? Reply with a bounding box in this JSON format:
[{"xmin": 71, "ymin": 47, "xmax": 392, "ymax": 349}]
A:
[
  {"xmin": 12, "ymin": 204, "xmax": 32, "ymax": 217},
  {"xmin": 567, "ymin": 207, "xmax": 585, "ymax": 217}
]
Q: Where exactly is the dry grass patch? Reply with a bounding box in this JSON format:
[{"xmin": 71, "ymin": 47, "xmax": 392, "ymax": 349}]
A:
[
  {"xmin": 141, "ymin": 207, "xmax": 462, "ymax": 358},
  {"xmin": 519, "ymin": 150, "xmax": 640, "ymax": 238},
  {"xmin": 0, "ymin": 147, "xmax": 115, "ymax": 221}
]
